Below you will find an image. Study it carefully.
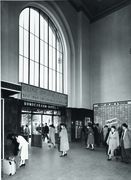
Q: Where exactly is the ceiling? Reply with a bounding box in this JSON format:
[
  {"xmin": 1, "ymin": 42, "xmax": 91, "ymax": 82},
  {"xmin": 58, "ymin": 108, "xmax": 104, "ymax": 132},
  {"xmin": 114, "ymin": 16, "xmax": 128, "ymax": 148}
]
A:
[{"xmin": 68, "ymin": 0, "xmax": 131, "ymax": 23}]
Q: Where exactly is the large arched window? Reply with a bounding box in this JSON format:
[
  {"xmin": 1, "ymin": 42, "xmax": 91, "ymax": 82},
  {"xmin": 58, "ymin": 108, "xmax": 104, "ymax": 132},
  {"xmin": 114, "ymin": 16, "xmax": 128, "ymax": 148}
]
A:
[{"xmin": 19, "ymin": 7, "xmax": 64, "ymax": 93}]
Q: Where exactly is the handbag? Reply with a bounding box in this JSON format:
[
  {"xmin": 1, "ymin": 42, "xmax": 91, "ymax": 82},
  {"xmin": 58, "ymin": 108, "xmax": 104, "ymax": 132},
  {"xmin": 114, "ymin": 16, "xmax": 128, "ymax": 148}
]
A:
[{"xmin": 114, "ymin": 147, "xmax": 121, "ymax": 156}]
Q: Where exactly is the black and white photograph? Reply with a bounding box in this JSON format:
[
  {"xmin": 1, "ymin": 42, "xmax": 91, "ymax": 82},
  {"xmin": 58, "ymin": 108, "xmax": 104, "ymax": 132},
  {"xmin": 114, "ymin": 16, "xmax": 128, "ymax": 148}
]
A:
[{"xmin": 1, "ymin": 0, "xmax": 131, "ymax": 180}]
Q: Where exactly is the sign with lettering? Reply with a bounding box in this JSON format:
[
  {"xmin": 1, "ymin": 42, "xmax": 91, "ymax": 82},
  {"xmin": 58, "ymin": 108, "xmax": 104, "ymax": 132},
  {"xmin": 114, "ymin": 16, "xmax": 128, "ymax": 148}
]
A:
[
  {"xmin": 21, "ymin": 83, "xmax": 68, "ymax": 106},
  {"xmin": 105, "ymin": 118, "xmax": 118, "ymax": 126}
]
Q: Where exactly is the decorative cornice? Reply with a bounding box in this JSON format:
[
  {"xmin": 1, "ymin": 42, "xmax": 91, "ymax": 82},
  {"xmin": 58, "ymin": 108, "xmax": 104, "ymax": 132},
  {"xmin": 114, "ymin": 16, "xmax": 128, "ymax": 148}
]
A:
[{"xmin": 69, "ymin": 0, "xmax": 131, "ymax": 23}]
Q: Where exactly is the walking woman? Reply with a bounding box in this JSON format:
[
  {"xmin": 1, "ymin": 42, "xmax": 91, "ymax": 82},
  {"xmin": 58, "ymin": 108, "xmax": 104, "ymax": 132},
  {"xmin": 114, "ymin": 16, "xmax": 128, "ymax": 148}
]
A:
[
  {"xmin": 59, "ymin": 123, "xmax": 69, "ymax": 157},
  {"xmin": 106, "ymin": 126, "xmax": 119, "ymax": 160},
  {"xmin": 86, "ymin": 124, "xmax": 94, "ymax": 150}
]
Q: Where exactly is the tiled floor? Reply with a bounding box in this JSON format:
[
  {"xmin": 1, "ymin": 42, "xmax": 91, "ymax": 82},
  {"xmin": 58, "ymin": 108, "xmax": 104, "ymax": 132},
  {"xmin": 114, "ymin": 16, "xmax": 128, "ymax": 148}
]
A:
[{"xmin": 2, "ymin": 142, "xmax": 131, "ymax": 180}]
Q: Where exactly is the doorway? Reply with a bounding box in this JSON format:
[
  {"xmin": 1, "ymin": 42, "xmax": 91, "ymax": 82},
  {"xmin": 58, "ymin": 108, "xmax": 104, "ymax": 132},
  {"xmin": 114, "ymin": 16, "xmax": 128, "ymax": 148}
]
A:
[{"xmin": 21, "ymin": 109, "xmax": 61, "ymax": 148}]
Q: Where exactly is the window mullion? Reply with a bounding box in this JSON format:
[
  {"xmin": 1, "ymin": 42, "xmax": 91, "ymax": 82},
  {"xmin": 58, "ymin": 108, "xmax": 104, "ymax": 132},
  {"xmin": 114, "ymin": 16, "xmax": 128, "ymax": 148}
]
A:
[
  {"xmin": 34, "ymin": 12, "xmax": 35, "ymax": 86},
  {"xmin": 38, "ymin": 11, "xmax": 40, "ymax": 87},
  {"xmin": 28, "ymin": 8, "xmax": 31, "ymax": 85},
  {"xmin": 62, "ymin": 52, "xmax": 64, "ymax": 93},
  {"xmin": 47, "ymin": 18, "xmax": 49, "ymax": 89},
  {"xmin": 55, "ymin": 31, "xmax": 57, "ymax": 92},
  {"xmin": 22, "ymin": 28, "xmax": 24, "ymax": 83}
]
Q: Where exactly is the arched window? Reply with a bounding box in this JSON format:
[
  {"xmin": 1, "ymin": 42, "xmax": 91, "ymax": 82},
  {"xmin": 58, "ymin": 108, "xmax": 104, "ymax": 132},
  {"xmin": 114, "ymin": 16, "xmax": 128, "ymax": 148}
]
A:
[{"xmin": 19, "ymin": 7, "xmax": 64, "ymax": 93}]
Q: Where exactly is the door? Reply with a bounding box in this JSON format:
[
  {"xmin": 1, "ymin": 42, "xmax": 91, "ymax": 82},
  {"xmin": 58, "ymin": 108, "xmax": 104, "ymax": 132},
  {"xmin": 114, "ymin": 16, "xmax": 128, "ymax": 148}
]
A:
[
  {"xmin": 21, "ymin": 113, "xmax": 42, "ymax": 147},
  {"xmin": 31, "ymin": 114, "xmax": 42, "ymax": 147},
  {"xmin": 21, "ymin": 114, "xmax": 31, "ymax": 143}
]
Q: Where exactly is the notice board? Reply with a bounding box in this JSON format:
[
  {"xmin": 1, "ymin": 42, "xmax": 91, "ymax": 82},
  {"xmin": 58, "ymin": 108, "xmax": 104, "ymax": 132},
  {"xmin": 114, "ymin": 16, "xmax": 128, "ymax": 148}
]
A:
[{"xmin": 93, "ymin": 100, "xmax": 131, "ymax": 128}]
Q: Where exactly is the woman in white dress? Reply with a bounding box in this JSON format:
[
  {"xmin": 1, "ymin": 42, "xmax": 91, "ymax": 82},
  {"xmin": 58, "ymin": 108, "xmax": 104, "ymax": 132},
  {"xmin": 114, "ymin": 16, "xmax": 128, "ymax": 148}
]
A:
[
  {"xmin": 14, "ymin": 134, "xmax": 29, "ymax": 167},
  {"xmin": 59, "ymin": 123, "xmax": 69, "ymax": 157}
]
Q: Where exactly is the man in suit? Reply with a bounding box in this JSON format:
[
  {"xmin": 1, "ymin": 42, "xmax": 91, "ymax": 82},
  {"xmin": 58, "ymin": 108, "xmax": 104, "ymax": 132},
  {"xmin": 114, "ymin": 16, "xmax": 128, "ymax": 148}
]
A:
[{"xmin": 121, "ymin": 123, "xmax": 131, "ymax": 163}]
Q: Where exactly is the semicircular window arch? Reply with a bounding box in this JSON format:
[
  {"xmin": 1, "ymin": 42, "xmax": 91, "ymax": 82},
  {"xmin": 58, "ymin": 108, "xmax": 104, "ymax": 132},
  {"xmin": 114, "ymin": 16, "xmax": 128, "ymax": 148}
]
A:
[{"xmin": 19, "ymin": 7, "xmax": 64, "ymax": 93}]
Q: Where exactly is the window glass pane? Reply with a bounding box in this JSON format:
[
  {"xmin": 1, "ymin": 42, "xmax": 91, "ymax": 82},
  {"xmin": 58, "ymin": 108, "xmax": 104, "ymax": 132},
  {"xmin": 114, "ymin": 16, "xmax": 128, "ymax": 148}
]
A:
[
  {"xmin": 40, "ymin": 15, "xmax": 44, "ymax": 40},
  {"xmin": 57, "ymin": 72, "xmax": 62, "ymax": 93},
  {"xmin": 57, "ymin": 37, "xmax": 59, "ymax": 51},
  {"xmin": 35, "ymin": 62, "xmax": 39, "ymax": 86},
  {"xmin": 43, "ymin": 66, "xmax": 48, "ymax": 89},
  {"xmin": 19, "ymin": 27, "xmax": 23, "ymax": 55},
  {"xmin": 52, "ymin": 31, "xmax": 56, "ymax": 48},
  {"xmin": 40, "ymin": 40, "xmax": 44, "ymax": 65},
  {"xmin": 30, "ymin": 8, "xmax": 35, "ymax": 34},
  {"xmin": 23, "ymin": 8, "xmax": 29, "ymax": 30},
  {"xmin": 57, "ymin": 72, "xmax": 60, "ymax": 92},
  {"xmin": 40, "ymin": 65, "xmax": 44, "ymax": 88},
  {"xmin": 57, "ymin": 36, "xmax": 62, "ymax": 53},
  {"xmin": 49, "ymin": 23, "xmax": 56, "ymax": 48},
  {"xmin": 30, "ymin": 60, "xmax": 34, "ymax": 85},
  {"xmin": 24, "ymin": 58, "xmax": 28, "ymax": 83},
  {"xmin": 24, "ymin": 30, "xmax": 29, "ymax": 58},
  {"xmin": 40, "ymin": 66, "xmax": 48, "ymax": 89},
  {"xmin": 19, "ymin": 55, "xmax": 23, "ymax": 82},
  {"xmin": 60, "ymin": 53, "xmax": 63, "ymax": 73},
  {"xmin": 49, "ymin": 26, "xmax": 53, "ymax": 46},
  {"xmin": 19, "ymin": 10, "xmax": 24, "ymax": 27},
  {"xmin": 44, "ymin": 18, "xmax": 48, "ymax": 43},
  {"xmin": 49, "ymin": 46, "xmax": 53, "ymax": 69},
  {"xmin": 35, "ymin": 37, "xmax": 39, "ymax": 62},
  {"xmin": 40, "ymin": 42, "xmax": 48, "ymax": 66},
  {"xmin": 49, "ymin": 69, "xmax": 53, "ymax": 90},
  {"xmin": 57, "ymin": 51, "xmax": 62, "ymax": 73},
  {"xmin": 30, "ymin": 34, "xmax": 34, "ymax": 60},
  {"xmin": 52, "ymin": 48, "xmax": 56, "ymax": 70},
  {"xmin": 40, "ymin": 15, "xmax": 48, "ymax": 43},
  {"xmin": 52, "ymin": 70, "xmax": 56, "ymax": 91},
  {"xmin": 44, "ymin": 43, "xmax": 48, "ymax": 66},
  {"xmin": 34, "ymin": 10, "xmax": 39, "ymax": 37}
]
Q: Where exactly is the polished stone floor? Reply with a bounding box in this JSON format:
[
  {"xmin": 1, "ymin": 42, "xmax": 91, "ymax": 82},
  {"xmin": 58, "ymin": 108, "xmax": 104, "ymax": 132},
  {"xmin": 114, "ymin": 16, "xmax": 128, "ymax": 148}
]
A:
[{"xmin": 2, "ymin": 142, "xmax": 131, "ymax": 180}]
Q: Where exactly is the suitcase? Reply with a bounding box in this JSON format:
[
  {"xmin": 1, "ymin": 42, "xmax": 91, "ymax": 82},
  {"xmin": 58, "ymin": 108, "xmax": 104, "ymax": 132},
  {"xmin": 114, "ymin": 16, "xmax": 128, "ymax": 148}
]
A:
[{"xmin": 3, "ymin": 159, "xmax": 16, "ymax": 176}]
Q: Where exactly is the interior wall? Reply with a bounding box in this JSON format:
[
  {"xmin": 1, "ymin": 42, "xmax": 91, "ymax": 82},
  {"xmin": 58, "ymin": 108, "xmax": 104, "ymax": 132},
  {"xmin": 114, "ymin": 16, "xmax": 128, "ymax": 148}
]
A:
[
  {"xmin": 4, "ymin": 98, "xmax": 22, "ymax": 158},
  {"xmin": 1, "ymin": 2, "xmax": 20, "ymax": 83},
  {"xmin": 74, "ymin": 11, "xmax": 90, "ymax": 108},
  {"xmin": 90, "ymin": 4, "xmax": 131, "ymax": 105},
  {"xmin": 81, "ymin": 13, "xmax": 90, "ymax": 108},
  {"xmin": 1, "ymin": 1, "xmax": 91, "ymax": 109}
]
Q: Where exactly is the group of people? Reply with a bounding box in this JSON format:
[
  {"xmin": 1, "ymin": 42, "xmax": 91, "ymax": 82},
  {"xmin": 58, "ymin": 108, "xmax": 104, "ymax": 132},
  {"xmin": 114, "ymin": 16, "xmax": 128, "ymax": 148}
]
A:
[
  {"xmin": 7, "ymin": 123, "xmax": 69, "ymax": 168},
  {"xmin": 7, "ymin": 121, "xmax": 131, "ymax": 169},
  {"xmin": 44, "ymin": 123, "xmax": 69, "ymax": 157},
  {"xmin": 82, "ymin": 122, "xmax": 131, "ymax": 164},
  {"xmin": 106, "ymin": 123, "xmax": 131, "ymax": 163},
  {"xmin": 40, "ymin": 123, "xmax": 69, "ymax": 157}
]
